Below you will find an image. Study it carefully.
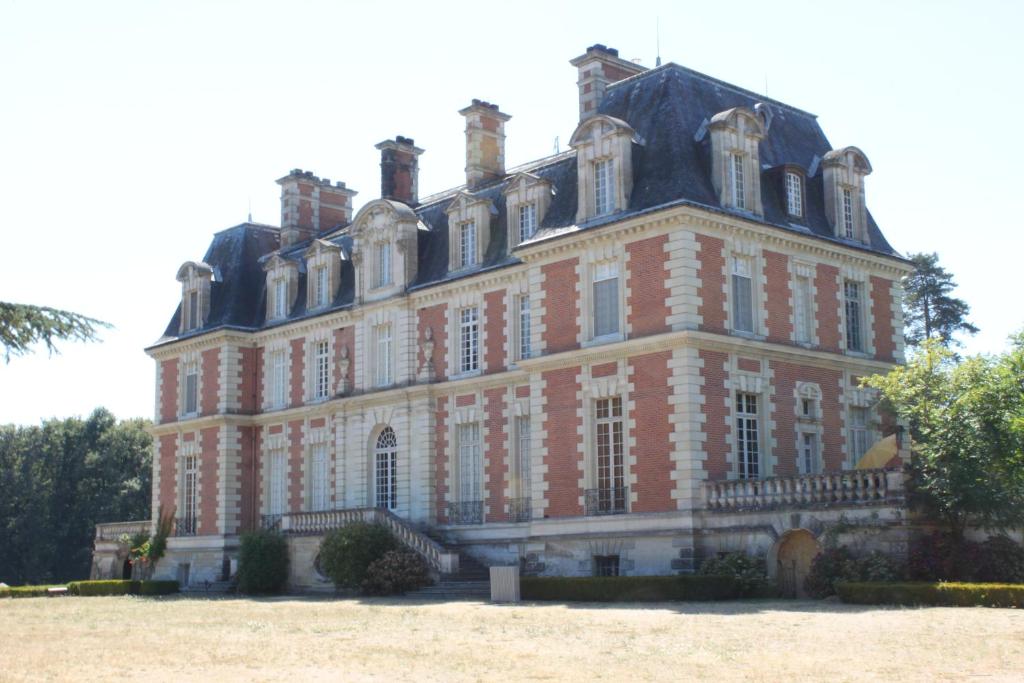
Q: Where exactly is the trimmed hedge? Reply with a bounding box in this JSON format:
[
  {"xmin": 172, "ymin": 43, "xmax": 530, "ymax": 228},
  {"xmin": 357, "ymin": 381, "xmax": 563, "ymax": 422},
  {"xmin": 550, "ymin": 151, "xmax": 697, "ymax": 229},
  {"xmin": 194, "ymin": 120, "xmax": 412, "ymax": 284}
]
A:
[
  {"xmin": 521, "ymin": 575, "xmax": 745, "ymax": 602},
  {"xmin": 237, "ymin": 529, "xmax": 290, "ymax": 594},
  {"xmin": 66, "ymin": 580, "xmax": 179, "ymax": 597},
  {"xmin": 836, "ymin": 581, "xmax": 1024, "ymax": 608},
  {"xmin": 0, "ymin": 584, "xmax": 65, "ymax": 598}
]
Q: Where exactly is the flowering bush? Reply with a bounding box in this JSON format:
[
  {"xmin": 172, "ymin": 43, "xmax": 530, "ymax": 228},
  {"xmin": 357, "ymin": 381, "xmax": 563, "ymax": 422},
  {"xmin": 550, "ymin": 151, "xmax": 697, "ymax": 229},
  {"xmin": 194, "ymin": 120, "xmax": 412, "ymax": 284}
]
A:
[
  {"xmin": 360, "ymin": 550, "xmax": 432, "ymax": 596},
  {"xmin": 319, "ymin": 522, "xmax": 398, "ymax": 589},
  {"xmin": 805, "ymin": 547, "xmax": 903, "ymax": 598}
]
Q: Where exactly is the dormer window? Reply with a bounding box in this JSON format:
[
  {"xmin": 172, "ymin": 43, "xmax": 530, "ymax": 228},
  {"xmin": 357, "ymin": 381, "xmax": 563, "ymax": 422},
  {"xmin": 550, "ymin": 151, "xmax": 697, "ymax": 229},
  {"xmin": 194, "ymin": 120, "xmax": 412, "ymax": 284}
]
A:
[
  {"xmin": 263, "ymin": 254, "xmax": 298, "ymax": 321},
  {"xmin": 312, "ymin": 265, "xmax": 330, "ymax": 308},
  {"xmin": 785, "ymin": 171, "xmax": 803, "ymax": 218},
  {"xmin": 518, "ymin": 203, "xmax": 537, "ymax": 242},
  {"xmin": 303, "ymin": 239, "xmax": 341, "ymax": 312},
  {"xmin": 186, "ymin": 291, "xmax": 199, "ymax": 329},
  {"xmin": 175, "ymin": 261, "xmax": 213, "ymax": 334},
  {"xmin": 594, "ymin": 158, "xmax": 614, "ymax": 215},
  {"xmin": 375, "ymin": 242, "xmax": 392, "ymax": 288},
  {"xmin": 842, "ymin": 188, "xmax": 854, "ymax": 239},
  {"xmin": 503, "ymin": 172, "xmax": 552, "ymax": 249},
  {"xmin": 273, "ymin": 277, "xmax": 289, "ymax": 319},
  {"xmin": 730, "ymin": 154, "xmax": 746, "ymax": 210},
  {"xmin": 569, "ymin": 115, "xmax": 639, "ymax": 223},
  {"xmin": 822, "ymin": 146, "xmax": 872, "ymax": 243},
  {"xmin": 349, "ymin": 200, "xmax": 419, "ymax": 303},
  {"xmin": 459, "ymin": 222, "xmax": 477, "ymax": 268}
]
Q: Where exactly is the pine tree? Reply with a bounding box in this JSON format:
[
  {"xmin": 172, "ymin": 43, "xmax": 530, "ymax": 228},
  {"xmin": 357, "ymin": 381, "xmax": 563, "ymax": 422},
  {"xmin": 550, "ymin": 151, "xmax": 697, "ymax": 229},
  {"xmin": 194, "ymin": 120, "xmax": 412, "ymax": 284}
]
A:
[
  {"xmin": 903, "ymin": 252, "xmax": 978, "ymax": 348},
  {"xmin": 0, "ymin": 302, "xmax": 109, "ymax": 361}
]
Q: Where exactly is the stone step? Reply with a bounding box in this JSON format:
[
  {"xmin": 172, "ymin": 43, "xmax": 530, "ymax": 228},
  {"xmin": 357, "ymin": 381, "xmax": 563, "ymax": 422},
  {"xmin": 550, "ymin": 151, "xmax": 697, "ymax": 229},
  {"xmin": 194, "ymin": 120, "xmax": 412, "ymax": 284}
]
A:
[{"xmin": 182, "ymin": 580, "xmax": 233, "ymax": 594}]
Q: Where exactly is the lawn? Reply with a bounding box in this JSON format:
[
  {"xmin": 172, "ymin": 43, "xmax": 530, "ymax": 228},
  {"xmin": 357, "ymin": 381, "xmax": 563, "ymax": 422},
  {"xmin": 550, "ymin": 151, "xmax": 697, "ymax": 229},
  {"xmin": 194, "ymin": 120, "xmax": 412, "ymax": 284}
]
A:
[{"xmin": 1, "ymin": 596, "xmax": 1022, "ymax": 681}]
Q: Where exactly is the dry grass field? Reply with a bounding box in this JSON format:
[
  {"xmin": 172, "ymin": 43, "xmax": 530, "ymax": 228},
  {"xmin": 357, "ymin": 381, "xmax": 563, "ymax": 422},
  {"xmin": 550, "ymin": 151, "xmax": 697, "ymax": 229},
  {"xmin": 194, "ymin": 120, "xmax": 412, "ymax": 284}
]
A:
[{"xmin": 1, "ymin": 595, "xmax": 1022, "ymax": 682}]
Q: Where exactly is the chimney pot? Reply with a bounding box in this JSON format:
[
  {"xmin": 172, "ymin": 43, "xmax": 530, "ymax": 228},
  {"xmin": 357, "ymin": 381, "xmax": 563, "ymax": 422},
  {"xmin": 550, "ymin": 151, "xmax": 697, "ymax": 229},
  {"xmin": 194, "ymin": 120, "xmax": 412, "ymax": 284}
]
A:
[
  {"xmin": 570, "ymin": 44, "xmax": 647, "ymax": 121},
  {"xmin": 375, "ymin": 136, "xmax": 425, "ymax": 206},
  {"xmin": 459, "ymin": 100, "xmax": 511, "ymax": 189},
  {"xmin": 276, "ymin": 169, "xmax": 357, "ymax": 246}
]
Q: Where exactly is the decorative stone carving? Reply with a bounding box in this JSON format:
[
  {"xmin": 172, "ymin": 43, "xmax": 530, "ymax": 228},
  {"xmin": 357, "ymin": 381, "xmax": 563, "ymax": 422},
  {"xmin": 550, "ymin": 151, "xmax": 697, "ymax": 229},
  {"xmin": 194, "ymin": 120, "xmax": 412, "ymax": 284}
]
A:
[
  {"xmin": 337, "ymin": 345, "xmax": 350, "ymax": 395},
  {"xmin": 418, "ymin": 326, "xmax": 435, "ymax": 382}
]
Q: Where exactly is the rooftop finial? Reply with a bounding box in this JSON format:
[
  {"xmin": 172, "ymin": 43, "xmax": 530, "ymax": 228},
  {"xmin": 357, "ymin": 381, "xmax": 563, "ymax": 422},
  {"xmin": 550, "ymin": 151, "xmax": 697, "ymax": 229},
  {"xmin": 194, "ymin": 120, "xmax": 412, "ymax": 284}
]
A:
[{"xmin": 656, "ymin": 17, "xmax": 662, "ymax": 67}]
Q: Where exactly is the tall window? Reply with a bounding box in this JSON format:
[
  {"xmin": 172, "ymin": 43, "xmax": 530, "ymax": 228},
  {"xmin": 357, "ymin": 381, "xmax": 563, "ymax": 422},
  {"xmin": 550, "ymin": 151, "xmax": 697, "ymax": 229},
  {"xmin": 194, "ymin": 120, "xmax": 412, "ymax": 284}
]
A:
[
  {"xmin": 517, "ymin": 295, "xmax": 532, "ymax": 360},
  {"xmin": 375, "ymin": 324, "xmax": 392, "ymax": 387},
  {"xmin": 592, "ymin": 262, "xmax": 620, "ymax": 338},
  {"xmin": 785, "ymin": 172, "xmax": 803, "ymax": 217},
  {"xmin": 793, "ymin": 274, "xmax": 813, "ymax": 343},
  {"xmin": 731, "ymin": 257, "xmax": 754, "ymax": 333},
  {"xmin": 374, "ymin": 427, "xmax": 398, "ymax": 510},
  {"xmin": 184, "ymin": 363, "xmax": 198, "ymax": 415},
  {"xmin": 312, "ymin": 266, "xmax": 330, "ymax": 308},
  {"xmin": 310, "ymin": 443, "xmax": 330, "ymax": 512},
  {"xmin": 313, "ymin": 340, "xmax": 330, "ymax": 400},
  {"xmin": 459, "ymin": 222, "xmax": 476, "ymax": 268},
  {"xmin": 518, "ymin": 203, "xmax": 537, "ymax": 243},
  {"xmin": 799, "ymin": 432, "xmax": 820, "ymax": 475},
  {"xmin": 849, "ymin": 407, "xmax": 869, "ymax": 466},
  {"xmin": 459, "ymin": 307, "xmax": 479, "ymax": 374},
  {"xmin": 516, "ymin": 416, "xmax": 531, "ymax": 499},
  {"xmin": 730, "ymin": 153, "xmax": 745, "ymax": 209},
  {"xmin": 183, "ymin": 452, "xmax": 198, "ymax": 534},
  {"xmin": 268, "ymin": 447, "xmax": 286, "ymax": 516},
  {"xmin": 594, "ymin": 158, "xmax": 614, "ymax": 215},
  {"xmin": 736, "ymin": 392, "xmax": 760, "ymax": 479},
  {"xmin": 458, "ymin": 423, "xmax": 481, "ymax": 503},
  {"xmin": 595, "ymin": 397, "xmax": 626, "ymax": 513},
  {"xmin": 842, "ymin": 187, "xmax": 854, "ymax": 239},
  {"xmin": 186, "ymin": 291, "xmax": 199, "ymax": 330},
  {"xmin": 271, "ymin": 350, "xmax": 287, "ymax": 408},
  {"xmin": 274, "ymin": 278, "xmax": 288, "ymax": 319},
  {"xmin": 376, "ymin": 242, "xmax": 392, "ymax": 288},
  {"xmin": 844, "ymin": 280, "xmax": 863, "ymax": 352}
]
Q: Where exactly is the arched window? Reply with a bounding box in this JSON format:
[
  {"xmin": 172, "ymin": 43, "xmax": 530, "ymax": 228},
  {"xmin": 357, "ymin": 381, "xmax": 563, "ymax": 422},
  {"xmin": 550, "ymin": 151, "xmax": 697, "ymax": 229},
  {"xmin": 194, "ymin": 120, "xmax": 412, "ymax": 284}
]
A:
[{"xmin": 374, "ymin": 427, "xmax": 398, "ymax": 510}]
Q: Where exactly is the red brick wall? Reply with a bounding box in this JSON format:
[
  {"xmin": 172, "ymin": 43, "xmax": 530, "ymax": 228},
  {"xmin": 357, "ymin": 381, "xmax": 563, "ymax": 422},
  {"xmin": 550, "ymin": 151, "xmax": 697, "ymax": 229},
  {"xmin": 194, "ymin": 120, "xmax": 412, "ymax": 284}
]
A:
[
  {"xmin": 239, "ymin": 347, "xmax": 260, "ymax": 414},
  {"xmin": 737, "ymin": 357, "xmax": 761, "ymax": 373},
  {"xmin": 333, "ymin": 326, "xmax": 355, "ymax": 390},
  {"xmin": 199, "ymin": 427, "xmax": 219, "ymax": 535},
  {"xmin": 289, "ymin": 338, "xmax": 305, "ymax": 407},
  {"xmin": 696, "ymin": 234, "xmax": 727, "ymax": 333},
  {"xmin": 200, "ymin": 348, "xmax": 220, "ymax": 416},
  {"xmin": 288, "ymin": 420, "xmax": 304, "ymax": 512},
  {"xmin": 629, "ymin": 351, "xmax": 674, "ymax": 512},
  {"xmin": 455, "ymin": 393, "xmax": 475, "ymax": 408},
  {"xmin": 484, "ymin": 289, "xmax": 506, "ymax": 373},
  {"xmin": 542, "ymin": 257, "xmax": 580, "ymax": 353},
  {"xmin": 160, "ymin": 360, "xmax": 177, "ymax": 423},
  {"xmin": 763, "ymin": 250, "xmax": 793, "ymax": 343},
  {"xmin": 592, "ymin": 361, "xmax": 617, "ymax": 378},
  {"xmin": 626, "ymin": 235, "xmax": 670, "ymax": 337},
  {"xmin": 418, "ymin": 304, "xmax": 447, "ymax": 381},
  {"xmin": 434, "ymin": 396, "xmax": 449, "ymax": 522},
  {"xmin": 699, "ymin": 350, "xmax": 731, "ymax": 479},
  {"xmin": 542, "ymin": 366, "xmax": 583, "ymax": 517},
  {"xmin": 238, "ymin": 426, "xmax": 257, "ymax": 533},
  {"xmin": 515, "ymin": 385, "xmax": 530, "ymax": 399},
  {"xmin": 484, "ymin": 387, "xmax": 508, "ymax": 522},
  {"xmin": 871, "ymin": 276, "xmax": 896, "ymax": 361},
  {"xmin": 158, "ymin": 434, "xmax": 177, "ymax": 515},
  {"xmin": 815, "ymin": 265, "xmax": 841, "ymax": 351},
  {"xmin": 770, "ymin": 361, "xmax": 845, "ymax": 475}
]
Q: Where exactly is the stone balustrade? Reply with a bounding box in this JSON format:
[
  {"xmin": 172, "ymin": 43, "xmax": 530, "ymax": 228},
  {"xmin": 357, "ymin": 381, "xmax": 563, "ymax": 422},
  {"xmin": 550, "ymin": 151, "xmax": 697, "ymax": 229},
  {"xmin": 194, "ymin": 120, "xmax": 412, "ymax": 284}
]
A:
[
  {"xmin": 94, "ymin": 520, "xmax": 152, "ymax": 542},
  {"xmin": 703, "ymin": 469, "xmax": 904, "ymax": 512}
]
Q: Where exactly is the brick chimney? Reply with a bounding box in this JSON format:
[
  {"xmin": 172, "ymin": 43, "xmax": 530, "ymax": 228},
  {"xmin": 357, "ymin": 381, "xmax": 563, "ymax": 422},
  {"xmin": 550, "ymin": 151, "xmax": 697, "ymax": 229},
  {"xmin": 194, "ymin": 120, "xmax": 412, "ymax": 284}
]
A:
[
  {"xmin": 569, "ymin": 44, "xmax": 647, "ymax": 121},
  {"xmin": 375, "ymin": 136, "xmax": 425, "ymax": 206},
  {"xmin": 459, "ymin": 100, "xmax": 511, "ymax": 189},
  {"xmin": 276, "ymin": 169, "xmax": 358, "ymax": 247}
]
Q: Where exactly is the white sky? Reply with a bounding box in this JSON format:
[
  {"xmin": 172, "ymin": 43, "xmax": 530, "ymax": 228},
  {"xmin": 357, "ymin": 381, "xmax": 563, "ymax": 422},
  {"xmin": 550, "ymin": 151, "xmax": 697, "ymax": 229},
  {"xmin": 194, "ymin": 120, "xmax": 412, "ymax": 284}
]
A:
[{"xmin": 1, "ymin": 0, "xmax": 1020, "ymax": 426}]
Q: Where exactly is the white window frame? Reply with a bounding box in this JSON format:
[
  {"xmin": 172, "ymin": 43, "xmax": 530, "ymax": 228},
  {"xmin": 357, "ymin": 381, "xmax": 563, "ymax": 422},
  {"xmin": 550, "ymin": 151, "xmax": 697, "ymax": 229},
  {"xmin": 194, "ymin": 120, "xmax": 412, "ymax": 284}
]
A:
[
  {"xmin": 736, "ymin": 392, "xmax": 760, "ymax": 479},
  {"xmin": 311, "ymin": 265, "xmax": 330, "ymax": 309},
  {"xmin": 313, "ymin": 340, "xmax": 330, "ymax": 401},
  {"xmin": 375, "ymin": 242, "xmax": 392, "ymax": 289},
  {"xmin": 458, "ymin": 306, "xmax": 480, "ymax": 374},
  {"xmin": 591, "ymin": 261, "xmax": 620, "ymax": 340},
  {"xmin": 849, "ymin": 406, "xmax": 870, "ymax": 467},
  {"xmin": 785, "ymin": 171, "xmax": 803, "ymax": 217},
  {"xmin": 268, "ymin": 446, "xmax": 286, "ymax": 516},
  {"xmin": 459, "ymin": 221, "xmax": 477, "ymax": 269},
  {"xmin": 271, "ymin": 349, "xmax": 287, "ymax": 409},
  {"xmin": 730, "ymin": 153, "xmax": 746, "ymax": 209},
  {"xmin": 518, "ymin": 202, "xmax": 537, "ymax": 243},
  {"xmin": 374, "ymin": 427, "xmax": 398, "ymax": 510},
  {"xmin": 515, "ymin": 415, "xmax": 531, "ymax": 500},
  {"xmin": 517, "ymin": 294, "xmax": 531, "ymax": 361},
  {"xmin": 798, "ymin": 430, "xmax": 820, "ymax": 475},
  {"xmin": 844, "ymin": 280, "xmax": 864, "ymax": 353},
  {"xmin": 842, "ymin": 187, "xmax": 854, "ymax": 239},
  {"xmin": 273, "ymin": 277, "xmax": 288, "ymax": 319},
  {"xmin": 793, "ymin": 273, "xmax": 813, "ymax": 344},
  {"xmin": 182, "ymin": 450, "xmax": 198, "ymax": 534},
  {"xmin": 594, "ymin": 158, "xmax": 614, "ymax": 216},
  {"xmin": 183, "ymin": 362, "xmax": 199, "ymax": 416},
  {"xmin": 374, "ymin": 323, "xmax": 393, "ymax": 387},
  {"xmin": 731, "ymin": 256, "xmax": 755, "ymax": 334},
  {"xmin": 594, "ymin": 396, "xmax": 626, "ymax": 512},
  {"xmin": 310, "ymin": 442, "xmax": 330, "ymax": 512},
  {"xmin": 457, "ymin": 422, "xmax": 482, "ymax": 504},
  {"xmin": 186, "ymin": 290, "xmax": 200, "ymax": 331}
]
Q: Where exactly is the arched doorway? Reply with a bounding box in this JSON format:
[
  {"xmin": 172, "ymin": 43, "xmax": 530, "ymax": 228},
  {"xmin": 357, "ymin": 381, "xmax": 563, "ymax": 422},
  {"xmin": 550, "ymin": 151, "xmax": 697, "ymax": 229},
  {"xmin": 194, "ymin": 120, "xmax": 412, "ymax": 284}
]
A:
[
  {"xmin": 771, "ymin": 530, "xmax": 820, "ymax": 598},
  {"xmin": 374, "ymin": 427, "xmax": 398, "ymax": 510}
]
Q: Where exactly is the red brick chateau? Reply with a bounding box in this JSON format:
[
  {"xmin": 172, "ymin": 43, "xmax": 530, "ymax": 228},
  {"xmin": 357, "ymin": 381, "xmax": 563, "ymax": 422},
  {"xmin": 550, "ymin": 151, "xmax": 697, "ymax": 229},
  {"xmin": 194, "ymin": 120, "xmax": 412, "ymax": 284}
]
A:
[{"xmin": 94, "ymin": 45, "xmax": 913, "ymax": 595}]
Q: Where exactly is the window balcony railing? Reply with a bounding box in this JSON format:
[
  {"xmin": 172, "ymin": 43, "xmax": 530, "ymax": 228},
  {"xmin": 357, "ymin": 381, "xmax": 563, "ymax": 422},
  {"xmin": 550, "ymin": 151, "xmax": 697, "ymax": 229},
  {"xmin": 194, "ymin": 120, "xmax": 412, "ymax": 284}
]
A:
[
  {"xmin": 260, "ymin": 514, "xmax": 283, "ymax": 531},
  {"xmin": 174, "ymin": 518, "xmax": 197, "ymax": 537},
  {"xmin": 584, "ymin": 487, "xmax": 628, "ymax": 516},
  {"xmin": 447, "ymin": 500, "xmax": 484, "ymax": 525},
  {"xmin": 508, "ymin": 497, "xmax": 532, "ymax": 523}
]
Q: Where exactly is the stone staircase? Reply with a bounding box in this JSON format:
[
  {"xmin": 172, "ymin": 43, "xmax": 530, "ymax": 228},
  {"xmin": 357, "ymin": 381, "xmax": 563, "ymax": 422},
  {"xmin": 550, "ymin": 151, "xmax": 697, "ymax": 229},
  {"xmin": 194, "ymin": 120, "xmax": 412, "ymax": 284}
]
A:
[
  {"xmin": 407, "ymin": 551, "xmax": 491, "ymax": 600},
  {"xmin": 181, "ymin": 579, "xmax": 234, "ymax": 595}
]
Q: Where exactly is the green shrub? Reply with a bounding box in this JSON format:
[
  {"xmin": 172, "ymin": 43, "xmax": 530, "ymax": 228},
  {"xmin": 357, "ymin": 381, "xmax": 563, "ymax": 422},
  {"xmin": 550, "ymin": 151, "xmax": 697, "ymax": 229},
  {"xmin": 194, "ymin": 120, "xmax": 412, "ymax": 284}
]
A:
[
  {"xmin": 319, "ymin": 522, "xmax": 398, "ymax": 589},
  {"xmin": 520, "ymin": 575, "xmax": 741, "ymax": 602},
  {"xmin": 805, "ymin": 547, "xmax": 904, "ymax": 598},
  {"xmin": 237, "ymin": 529, "xmax": 290, "ymax": 594},
  {"xmin": 974, "ymin": 536, "xmax": 1024, "ymax": 584},
  {"xmin": 135, "ymin": 580, "xmax": 179, "ymax": 595},
  {"xmin": 699, "ymin": 552, "xmax": 768, "ymax": 596},
  {"xmin": 65, "ymin": 580, "xmax": 179, "ymax": 596},
  {"xmin": 0, "ymin": 584, "xmax": 66, "ymax": 598},
  {"xmin": 361, "ymin": 550, "xmax": 432, "ymax": 596},
  {"xmin": 836, "ymin": 581, "xmax": 1024, "ymax": 608}
]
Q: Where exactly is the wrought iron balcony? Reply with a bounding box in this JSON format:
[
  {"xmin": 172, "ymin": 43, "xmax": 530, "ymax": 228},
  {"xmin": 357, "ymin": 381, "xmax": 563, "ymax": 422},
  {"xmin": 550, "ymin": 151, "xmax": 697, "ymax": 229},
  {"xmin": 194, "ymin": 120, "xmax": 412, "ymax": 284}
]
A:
[
  {"xmin": 508, "ymin": 497, "xmax": 532, "ymax": 523},
  {"xmin": 584, "ymin": 487, "xmax": 628, "ymax": 516},
  {"xmin": 260, "ymin": 514, "xmax": 283, "ymax": 531},
  {"xmin": 174, "ymin": 518, "xmax": 197, "ymax": 536},
  {"xmin": 447, "ymin": 500, "xmax": 484, "ymax": 525}
]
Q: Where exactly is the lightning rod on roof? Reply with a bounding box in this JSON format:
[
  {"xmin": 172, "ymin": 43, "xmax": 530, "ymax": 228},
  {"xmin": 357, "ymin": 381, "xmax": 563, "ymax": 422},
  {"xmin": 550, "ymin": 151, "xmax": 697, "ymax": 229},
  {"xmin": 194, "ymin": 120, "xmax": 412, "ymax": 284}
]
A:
[
  {"xmin": 553, "ymin": 136, "xmax": 560, "ymax": 154},
  {"xmin": 248, "ymin": 197, "xmax": 252, "ymax": 223},
  {"xmin": 656, "ymin": 17, "xmax": 662, "ymax": 67}
]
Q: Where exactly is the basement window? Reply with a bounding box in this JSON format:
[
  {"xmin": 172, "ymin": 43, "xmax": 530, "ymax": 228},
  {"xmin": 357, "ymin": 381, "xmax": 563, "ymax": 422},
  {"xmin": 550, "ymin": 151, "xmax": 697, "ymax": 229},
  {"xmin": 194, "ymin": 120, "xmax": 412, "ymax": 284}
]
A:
[{"xmin": 593, "ymin": 555, "xmax": 620, "ymax": 577}]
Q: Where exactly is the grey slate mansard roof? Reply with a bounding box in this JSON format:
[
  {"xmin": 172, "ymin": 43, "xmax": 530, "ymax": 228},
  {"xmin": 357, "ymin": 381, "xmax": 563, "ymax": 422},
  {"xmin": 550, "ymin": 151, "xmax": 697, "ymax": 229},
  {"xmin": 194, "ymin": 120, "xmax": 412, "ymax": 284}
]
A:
[{"xmin": 157, "ymin": 62, "xmax": 902, "ymax": 346}]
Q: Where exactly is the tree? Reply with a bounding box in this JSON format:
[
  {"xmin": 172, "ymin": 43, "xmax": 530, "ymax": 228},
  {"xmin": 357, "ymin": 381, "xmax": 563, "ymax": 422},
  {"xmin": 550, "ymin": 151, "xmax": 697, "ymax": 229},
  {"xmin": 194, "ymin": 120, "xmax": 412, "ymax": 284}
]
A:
[
  {"xmin": 902, "ymin": 252, "xmax": 978, "ymax": 349},
  {"xmin": 0, "ymin": 302, "xmax": 110, "ymax": 361},
  {"xmin": 862, "ymin": 337, "xmax": 1024, "ymax": 545}
]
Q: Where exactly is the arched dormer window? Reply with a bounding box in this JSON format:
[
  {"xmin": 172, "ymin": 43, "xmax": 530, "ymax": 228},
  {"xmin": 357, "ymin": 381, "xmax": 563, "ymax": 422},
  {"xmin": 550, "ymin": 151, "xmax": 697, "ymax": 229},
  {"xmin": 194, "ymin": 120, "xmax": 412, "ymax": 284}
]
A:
[
  {"xmin": 175, "ymin": 261, "xmax": 213, "ymax": 333},
  {"xmin": 445, "ymin": 192, "xmax": 495, "ymax": 274},
  {"xmin": 708, "ymin": 107, "xmax": 766, "ymax": 215},
  {"xmin": 303, "ymin": 239, "xmax": 342, "ymax": 311},
  {"xmin": 822, "ymin": 146, "xmax": 872, "ymax": 243},
  {"xmin": 569, "ymin": 115, "xmax": 640, "ymax": 223},
  {"xmin": 261, "ymin": 253, "xmax": 298, "ymax": 321},
  {"xmin": 503, "ymin": 172, "xmax": 553, "ymax": 249},
  {"xmin": 349, "ymin": 198, "xmax": 421, "ymax": 303}
]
